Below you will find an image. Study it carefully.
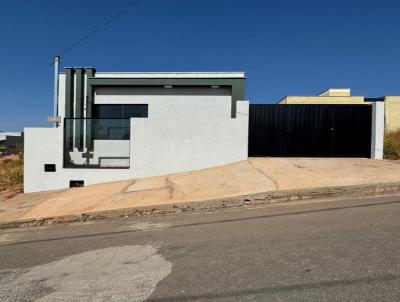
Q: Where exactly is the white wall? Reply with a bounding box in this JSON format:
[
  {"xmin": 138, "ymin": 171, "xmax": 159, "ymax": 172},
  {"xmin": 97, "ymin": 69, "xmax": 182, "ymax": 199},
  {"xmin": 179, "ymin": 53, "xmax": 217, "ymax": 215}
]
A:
[
  {"xmin": 24, "ymin": 127, "xmax": 135, "ymax": 192},
  {"xmin": 24, "ymin": 128, "xmax": 64, "ymax": 192},
  {"xmin": 371, "ymin": 102, "xmax": 385, "ymax": 160},
  {"xmin": 131, "ymin": 101, "xmax": 249, "ymax": 178},
  {"xmin": 95, "ymin": 86, "xmax": 233, "ymax": 118},
  {"xmin": 24, "ymin": 83, "xmax": 249, "ymax": 193}
]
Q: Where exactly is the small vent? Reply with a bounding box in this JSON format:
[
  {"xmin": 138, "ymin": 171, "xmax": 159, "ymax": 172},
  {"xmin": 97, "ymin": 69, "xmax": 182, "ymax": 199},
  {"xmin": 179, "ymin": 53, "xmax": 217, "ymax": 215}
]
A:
[
  {"xmin": 70, "ymin": 180, "xmax": 84, "ymax": 188},
  {"xmin": 44, "ymin": 164, "xmax": 56, "ymax": 172}
]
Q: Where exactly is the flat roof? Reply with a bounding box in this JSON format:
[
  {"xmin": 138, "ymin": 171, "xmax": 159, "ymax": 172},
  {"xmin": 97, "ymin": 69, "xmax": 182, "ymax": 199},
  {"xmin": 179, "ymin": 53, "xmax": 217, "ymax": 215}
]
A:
[
  {"xmin": 94, "ymin": 72, "xmax": 246, "ymax": 79},
  {"xmin": 61, "ymin": 69, "xmax": 245, "ymax": 79},
  {"xmin": 317, "ymin": 88, "xmax": 351, "ymax": 96}
]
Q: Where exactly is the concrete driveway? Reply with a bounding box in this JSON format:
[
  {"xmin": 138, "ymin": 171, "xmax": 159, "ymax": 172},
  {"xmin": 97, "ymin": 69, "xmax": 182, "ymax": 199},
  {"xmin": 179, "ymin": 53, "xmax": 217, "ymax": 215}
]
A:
[{"xmin": 1, "ymin": 158, "xmax": 400, "ymax": 223}]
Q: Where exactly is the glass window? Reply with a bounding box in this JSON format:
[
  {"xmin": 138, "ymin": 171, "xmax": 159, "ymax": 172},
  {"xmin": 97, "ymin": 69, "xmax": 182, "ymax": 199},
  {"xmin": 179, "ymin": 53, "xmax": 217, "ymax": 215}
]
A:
[
  {"xmin": 123, "ymin": 105, "xmax": 148, "ymax": 118},
  {"xmin": 93, "ymin": 119, "xmax": 130, "ymax": 140},
  {"xmin": 94, "ymin": 105, "xmax": 148, "ymax": 119},
  {"xmin": 94, "ymin": 105, "xmax": 122, "ymax": 118}
]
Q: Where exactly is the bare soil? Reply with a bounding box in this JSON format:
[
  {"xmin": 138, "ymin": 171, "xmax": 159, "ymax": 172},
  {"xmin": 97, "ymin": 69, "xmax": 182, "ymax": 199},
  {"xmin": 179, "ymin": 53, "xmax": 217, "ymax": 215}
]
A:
[{"xmin": 0, "ymin": 155, "xmax": 23, "ymax": 200}]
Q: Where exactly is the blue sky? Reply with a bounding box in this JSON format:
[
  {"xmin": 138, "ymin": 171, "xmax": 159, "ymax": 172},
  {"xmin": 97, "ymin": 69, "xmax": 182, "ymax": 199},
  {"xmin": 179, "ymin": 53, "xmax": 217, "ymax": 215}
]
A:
[{"xmin": 1, "ymin": 0, "xmax": 400, "ymax": 131}]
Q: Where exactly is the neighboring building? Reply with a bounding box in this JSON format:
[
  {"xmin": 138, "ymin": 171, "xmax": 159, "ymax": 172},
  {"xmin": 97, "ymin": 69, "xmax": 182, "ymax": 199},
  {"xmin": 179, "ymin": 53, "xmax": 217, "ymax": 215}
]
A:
[
  {"xmin": 0, "ymin": 132, "xmax": 23, "ymax": 156},
  {"xmin": 278, "ymin": 88, "xmax": 364, "ymax": 105},
  {"xmin": 278, "ymin": 88, "xmax": 400, "ymax": 131},
  {"xmin": 0, "ymin": 132, "xmax": 22, "ymax": 142},
  {"xmin": 24, "ymin": 68, "xmax": 248, "ymax": 193}
]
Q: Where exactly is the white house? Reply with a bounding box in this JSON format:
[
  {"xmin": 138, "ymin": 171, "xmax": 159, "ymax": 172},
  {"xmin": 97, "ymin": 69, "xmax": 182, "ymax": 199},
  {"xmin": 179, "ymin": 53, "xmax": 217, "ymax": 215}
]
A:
[{"xmin": 24, "ymin": 68, "xmax": 249, "ymax": 193}]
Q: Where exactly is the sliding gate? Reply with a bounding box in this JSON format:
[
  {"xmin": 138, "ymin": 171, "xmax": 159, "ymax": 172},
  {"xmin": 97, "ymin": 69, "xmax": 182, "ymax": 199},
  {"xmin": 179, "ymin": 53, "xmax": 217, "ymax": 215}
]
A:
[{"xmin": 248, "ymin": 104, "xmax": 372, "ymax": 157}]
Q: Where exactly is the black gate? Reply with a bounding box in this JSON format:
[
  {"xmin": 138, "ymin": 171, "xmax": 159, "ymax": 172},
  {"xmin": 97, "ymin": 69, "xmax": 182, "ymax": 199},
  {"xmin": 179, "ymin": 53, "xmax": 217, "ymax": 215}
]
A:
[{"xmin": 249, "ymin": 104, "xmax": 372, "ymax": 157}]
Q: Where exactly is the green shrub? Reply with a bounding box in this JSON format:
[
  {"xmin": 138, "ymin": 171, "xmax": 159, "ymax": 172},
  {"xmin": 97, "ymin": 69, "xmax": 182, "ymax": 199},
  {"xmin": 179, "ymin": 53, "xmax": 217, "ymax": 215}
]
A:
[
  {"xmin": 0, "ymin": 159, "xmax": 23, "ymax": 191},
  {"xmin": 384, "ymin": 130, "xmax": 400, "ymax": 160}
]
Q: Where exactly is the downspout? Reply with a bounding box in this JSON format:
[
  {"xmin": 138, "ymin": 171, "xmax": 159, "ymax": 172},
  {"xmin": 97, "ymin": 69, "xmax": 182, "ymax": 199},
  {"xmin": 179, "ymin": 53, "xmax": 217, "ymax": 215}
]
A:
[{"xmin": 53, "ymin": 56, "xmax": 60, "ymax": 127}]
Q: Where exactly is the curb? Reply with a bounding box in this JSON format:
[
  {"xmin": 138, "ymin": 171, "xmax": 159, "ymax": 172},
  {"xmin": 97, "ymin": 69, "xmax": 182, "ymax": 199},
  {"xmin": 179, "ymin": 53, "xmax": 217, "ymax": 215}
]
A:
[{"xmin": 1, "ymin": 181, "xmax": 400, "ymax": 229}]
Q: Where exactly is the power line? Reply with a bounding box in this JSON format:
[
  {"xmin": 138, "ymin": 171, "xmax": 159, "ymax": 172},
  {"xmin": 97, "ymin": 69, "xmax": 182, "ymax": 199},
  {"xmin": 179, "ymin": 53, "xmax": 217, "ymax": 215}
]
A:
[{"xmin": 52, "ymin": 0, "xmax": 143, "ymax": 63}]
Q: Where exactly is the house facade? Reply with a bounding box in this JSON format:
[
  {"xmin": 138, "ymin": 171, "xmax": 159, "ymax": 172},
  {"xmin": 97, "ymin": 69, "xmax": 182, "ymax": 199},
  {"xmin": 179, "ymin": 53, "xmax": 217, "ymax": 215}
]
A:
[
  {"xmin": 24, "ymin": 68, "xmax": 249, "ymax": 193},
  {"xmin": 24, "ymin": 72, "xmax": 388, "ymax": 193}
]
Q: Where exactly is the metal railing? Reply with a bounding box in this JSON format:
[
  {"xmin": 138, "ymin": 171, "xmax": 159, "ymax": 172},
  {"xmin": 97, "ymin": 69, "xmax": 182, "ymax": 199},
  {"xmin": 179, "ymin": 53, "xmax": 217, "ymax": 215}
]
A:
[{"xmin": 64, "ymin": 118, "xmax": 130, "ymax": 168}]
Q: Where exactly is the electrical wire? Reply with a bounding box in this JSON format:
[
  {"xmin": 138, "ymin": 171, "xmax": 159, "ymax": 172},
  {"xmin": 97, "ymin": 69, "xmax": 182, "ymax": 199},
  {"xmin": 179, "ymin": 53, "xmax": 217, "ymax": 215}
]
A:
[{"xmin": 51, "ymin": 0, "xmax": 143, "ymax": 64}]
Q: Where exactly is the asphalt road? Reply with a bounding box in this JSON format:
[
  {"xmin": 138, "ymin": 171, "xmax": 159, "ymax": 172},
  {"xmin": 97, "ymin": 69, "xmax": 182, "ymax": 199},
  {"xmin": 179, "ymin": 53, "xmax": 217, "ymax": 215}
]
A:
[{"xmin": 1, "ymin": 195, "xmax": 400, "ymax": 301}]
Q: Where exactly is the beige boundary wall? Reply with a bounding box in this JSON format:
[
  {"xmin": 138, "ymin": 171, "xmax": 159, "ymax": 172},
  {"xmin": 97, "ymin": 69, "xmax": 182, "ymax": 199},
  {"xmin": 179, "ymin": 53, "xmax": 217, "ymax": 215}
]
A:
[
  {"xmin": 278, "ymin": 96, "xmax": 365, "ymax": 105},
  {"xmin": 384, "ymin": 96, "xmax": 400, "ymax": 132}
]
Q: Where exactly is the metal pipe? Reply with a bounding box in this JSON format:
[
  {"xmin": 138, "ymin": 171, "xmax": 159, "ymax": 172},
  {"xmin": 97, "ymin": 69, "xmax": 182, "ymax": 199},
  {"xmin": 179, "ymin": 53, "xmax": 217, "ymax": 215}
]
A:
[{"xmin": 53, "ymin": 56, "xmax": 60, "ymax": 127}]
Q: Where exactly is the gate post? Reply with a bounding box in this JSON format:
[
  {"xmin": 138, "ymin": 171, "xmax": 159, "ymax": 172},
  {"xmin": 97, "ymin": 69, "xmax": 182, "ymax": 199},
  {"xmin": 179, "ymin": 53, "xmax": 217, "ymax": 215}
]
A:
[{"xmin": 371, "ymin": 102, "xmax": 385, "ymax": 159}]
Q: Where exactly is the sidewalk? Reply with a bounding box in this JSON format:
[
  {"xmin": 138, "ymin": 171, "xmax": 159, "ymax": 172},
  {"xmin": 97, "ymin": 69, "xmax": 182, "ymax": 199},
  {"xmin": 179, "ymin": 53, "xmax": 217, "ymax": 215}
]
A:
[{"xmin": 1, "ymin": 158, "xmax": 400, "ymax": 225}]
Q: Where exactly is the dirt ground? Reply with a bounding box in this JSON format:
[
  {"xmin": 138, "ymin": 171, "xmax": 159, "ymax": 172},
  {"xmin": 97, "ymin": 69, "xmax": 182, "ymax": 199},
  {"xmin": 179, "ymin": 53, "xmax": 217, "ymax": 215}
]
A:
[{"xmin": 0, "ymin": 155, "xmax": 23, "ymax": 201}]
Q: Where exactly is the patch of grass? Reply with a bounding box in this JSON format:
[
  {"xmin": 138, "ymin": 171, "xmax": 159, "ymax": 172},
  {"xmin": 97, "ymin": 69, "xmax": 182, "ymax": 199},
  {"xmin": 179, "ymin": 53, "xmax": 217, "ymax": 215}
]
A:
[
  {"xmin": 384, "ymin": 130, "xmax": 400, "ymax": 160},
  {"xmin": 0, "ymin": 159, "xmax": 23, "ymax": 192}
]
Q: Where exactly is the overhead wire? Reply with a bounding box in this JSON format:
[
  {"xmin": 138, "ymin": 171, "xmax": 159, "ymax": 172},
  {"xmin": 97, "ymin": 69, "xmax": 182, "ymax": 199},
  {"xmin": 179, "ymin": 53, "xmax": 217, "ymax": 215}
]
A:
[{"xmin": 51, "ymin": 0, "xmax": 143, "ymax": 64}]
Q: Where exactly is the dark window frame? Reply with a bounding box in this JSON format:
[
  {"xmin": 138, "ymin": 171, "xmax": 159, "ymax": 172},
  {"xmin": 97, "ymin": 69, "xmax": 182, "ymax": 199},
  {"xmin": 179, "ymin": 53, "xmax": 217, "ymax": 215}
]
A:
[{"xmin": 93, "ymin": 104, "xmax": 148, "ymax": 119}]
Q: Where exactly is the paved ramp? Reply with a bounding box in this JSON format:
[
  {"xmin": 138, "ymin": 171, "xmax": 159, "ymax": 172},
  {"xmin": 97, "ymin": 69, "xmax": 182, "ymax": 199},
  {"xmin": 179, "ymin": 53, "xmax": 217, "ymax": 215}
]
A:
[{"xmin": 1, "ymin": 158, "xmax": 400, "ymax": 222}]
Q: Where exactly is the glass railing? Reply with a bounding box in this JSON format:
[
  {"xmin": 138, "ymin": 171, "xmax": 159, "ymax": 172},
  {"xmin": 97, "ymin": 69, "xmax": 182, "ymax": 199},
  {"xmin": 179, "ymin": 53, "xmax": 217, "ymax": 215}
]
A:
[{"xmin": 64, "ymin": 118, "xmax": 130, "ymax": 168}]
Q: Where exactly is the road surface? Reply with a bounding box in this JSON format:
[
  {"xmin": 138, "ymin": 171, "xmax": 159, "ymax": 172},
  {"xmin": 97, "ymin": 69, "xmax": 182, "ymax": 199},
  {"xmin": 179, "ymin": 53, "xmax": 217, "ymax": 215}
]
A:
[{"xmin": 1, "ymin": 195, "xmax": 400, "ymax": 301}]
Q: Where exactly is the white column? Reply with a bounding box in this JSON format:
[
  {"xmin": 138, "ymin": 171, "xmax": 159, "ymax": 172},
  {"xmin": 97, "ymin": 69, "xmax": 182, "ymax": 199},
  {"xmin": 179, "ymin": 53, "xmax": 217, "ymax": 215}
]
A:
[{"xmin": 371, "ymin": 102, "xmax": 385, "ymax": 159}]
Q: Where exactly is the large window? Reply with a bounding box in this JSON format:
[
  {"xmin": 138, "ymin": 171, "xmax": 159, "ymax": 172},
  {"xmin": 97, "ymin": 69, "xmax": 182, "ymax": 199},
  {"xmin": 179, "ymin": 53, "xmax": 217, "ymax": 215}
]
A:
[{"xmin": 94, "ymin": 104, "xmax": 148, "ymax": 119}]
